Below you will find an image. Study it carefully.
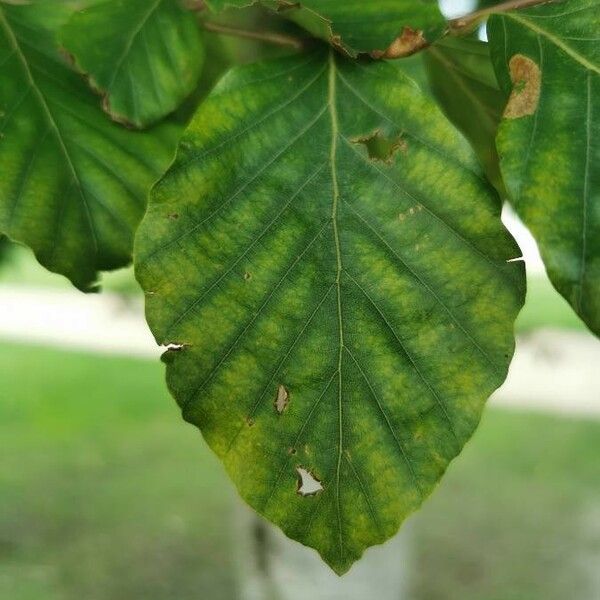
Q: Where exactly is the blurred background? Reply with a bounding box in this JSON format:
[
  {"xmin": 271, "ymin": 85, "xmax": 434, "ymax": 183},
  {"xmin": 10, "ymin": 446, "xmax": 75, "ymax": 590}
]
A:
[{"xmin": 1, "ymin": 1, "xmax": 600, "ymax": 599}]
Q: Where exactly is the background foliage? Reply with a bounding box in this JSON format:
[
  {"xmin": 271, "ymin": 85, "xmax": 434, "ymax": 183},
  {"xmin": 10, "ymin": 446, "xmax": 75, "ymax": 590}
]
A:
[{"xmin": 0, "ymin": 0, "xmax": 599, "ymax": 575}]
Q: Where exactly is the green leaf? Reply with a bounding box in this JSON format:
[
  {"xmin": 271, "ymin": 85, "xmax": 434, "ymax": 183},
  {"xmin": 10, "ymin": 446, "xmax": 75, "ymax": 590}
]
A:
[
  {"xmin": 135, "ymin": 50, "xmax": 525, "ymax": 573},
  {"xmin": 425, "ymin": 38, "xmax": 506, "ymax": 194},
  {"xmin": 488, "ymin": 0, "xmax": 600, "ymax": 335},
  {"xmin": 0, "ymin": 0, "xmax": 181, "ymax": 291},
  {"xmin": 60, "ymin": 0, "xmax": 204, "ymax": 128},
  {"xmin": 205, "ymin": 0, "xmax": 447, "ymax": 57}
]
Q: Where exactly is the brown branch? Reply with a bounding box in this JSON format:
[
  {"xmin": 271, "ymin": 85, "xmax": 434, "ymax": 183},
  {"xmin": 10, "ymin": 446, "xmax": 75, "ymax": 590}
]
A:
[
  {"xmin": 449, "ymin": 0, "xmax": 560, "ymax": 34},
  {"xmin": 202, "ymin": 21, "xmax": 306, "ymax": 51}
]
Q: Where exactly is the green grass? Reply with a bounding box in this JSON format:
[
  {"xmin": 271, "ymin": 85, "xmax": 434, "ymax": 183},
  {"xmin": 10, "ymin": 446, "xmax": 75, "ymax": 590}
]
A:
[{"xmin": 1, "ymin": 343, "xmax": 599, "ymax": 599}]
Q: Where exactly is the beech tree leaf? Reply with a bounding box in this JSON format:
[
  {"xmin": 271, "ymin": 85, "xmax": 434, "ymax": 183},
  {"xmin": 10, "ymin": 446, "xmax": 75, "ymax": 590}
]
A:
[
  {"xmin": 488, "ymin": 0, "xmax": 600, "ymax": 335},
  {"xmin": 205, "ymin": 0, "xmax": 447, "ymax": 58},
  {"xmin": 135, "ymin": 50, "xmax": 525, "ymax": 574},
  {"xmin": 60, "ymin": 0, "xmax": 204, "ymax": 128},
  {"xmin": 0, "ymin": 0, "xmax": 181, "ymax": 291},
  {"xmin": 425, "ymin": 37, "xmax": 505, "ymax": 194}
]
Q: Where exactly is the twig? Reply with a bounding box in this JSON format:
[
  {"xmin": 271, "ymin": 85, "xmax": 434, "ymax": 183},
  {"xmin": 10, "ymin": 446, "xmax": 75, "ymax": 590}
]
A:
[
  {"xmin": 202, "ymin": 21, "xmax": 305, "ymax": 51},
  {"xmin": 449, "ymin": 0, "xmax": 560, "ymax": 34}
]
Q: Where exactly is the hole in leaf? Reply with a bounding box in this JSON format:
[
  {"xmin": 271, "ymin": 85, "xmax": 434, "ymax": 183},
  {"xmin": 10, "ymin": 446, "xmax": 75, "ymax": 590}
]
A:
[
  {"xmin": 164, "ymin": 343, "xmax": 184, "ymax": 351},
  {"xmin": 296, "ymin": 467, "xmax": 323, "ymax": 496},
  {"xmin": 274, "ymin": 384, "xmax": 289, "ymax": 414},
  {"xmin": 353, "ymin": 131, "xmax": 406, "ymax": 162},
  {"xmin": 244, "ymin": 272, "xmax": 252, "ymax": 281}
]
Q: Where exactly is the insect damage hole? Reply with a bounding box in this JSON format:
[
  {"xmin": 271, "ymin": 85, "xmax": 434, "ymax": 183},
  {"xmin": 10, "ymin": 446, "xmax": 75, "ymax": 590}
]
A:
[
  {"xmin": 353, "ymin": 131, "xmax": 406, "ymax": 162},
  {"xmin": 504, "ymin": 54, "xmax": 541, "ymax": 119},
  {"xmin": 274, "ymin": 384, "xmax": 289, "ymax": 414},
  {"xmin": 296, "ymin": 467, "xmax": 323, "ymax": 496},
  {"xmin": 164, "ymin": 343, "xmax": 185, "ymax": 351}
]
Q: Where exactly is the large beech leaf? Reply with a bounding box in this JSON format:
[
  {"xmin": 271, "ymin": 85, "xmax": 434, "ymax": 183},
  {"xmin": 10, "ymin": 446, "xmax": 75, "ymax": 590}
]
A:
[
  {"xmin": 0, "ymin": 1, "xmax": 180, "ymax": 291},
  {"xmin": 135, "ymin": 50, "xmax": 525, "ymax": 574},
  {"xmin": 205, "ymin": 0, "xmax": 446, "ymax": 57},
  {"xmin": 425, "ymin": 38, "xmax": 505, "ymax": 193},
  {"xmin": 488, "ymin": 0, "xmax": 600, "ymax": 335},
  {"xmin": 60, "ymin": 0, "xmax": 204, "ymax": 128}
]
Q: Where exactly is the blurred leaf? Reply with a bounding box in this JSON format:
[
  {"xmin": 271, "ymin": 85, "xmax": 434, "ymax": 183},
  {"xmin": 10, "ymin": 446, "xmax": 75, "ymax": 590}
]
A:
[
  {"xmin": 0, "ymin": 0, "xmax": 182, "ymax": 291},
  {"xmin": 205, "ymin": 0, "xmax": 447, "ymax": 57},
  {"xmin": 488, "ymin": 0, "xmax": 600, "ymax": 335},
  {"xmin": 60, "ymin": 0, "xmax": 205, "ymax": 128},
  {"xmin": 425, "ymin": 37, "xmax": 505, "ymax": 193},
  {"xmin": 204, "ymin": 4, "xmax": 305, "ymax": 65},
  {"xmin": 135, "ymin": 50, "xmax": 525, "ymax": 574}
]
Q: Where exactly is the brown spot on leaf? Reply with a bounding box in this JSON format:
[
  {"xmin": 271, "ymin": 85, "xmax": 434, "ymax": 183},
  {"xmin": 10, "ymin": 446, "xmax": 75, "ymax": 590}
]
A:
[
  {"xmin": 371, "ymin": 27, "xmax": 427, "ymax": 59},
  {"xmin": 504, "ymin": 54, "xmax": 541, "ymax": 119},
  {"xmin": 275, "ymin": 384, "xmax": 289, "ymax": 413},
  {"xmin": 296, "ymin": 467, "xmax": 323, "ymax": 496}
]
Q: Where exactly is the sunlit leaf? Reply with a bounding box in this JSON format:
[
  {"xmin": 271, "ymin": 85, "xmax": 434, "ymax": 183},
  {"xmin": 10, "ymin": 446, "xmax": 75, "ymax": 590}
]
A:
[
  {"xmin": 135, "ymin": 50, "xmax": 525, "ymax": 573},
  {"xmin": 488, "ymin": 0, "xmax": 600, "ymax": 335},
  {"xmin": 0, "ymin": 0, "xmax": 181, "ymax": 290},
  {"xmin": 60, "ymin": 0, "xmax": 204, "ymax": 128}
]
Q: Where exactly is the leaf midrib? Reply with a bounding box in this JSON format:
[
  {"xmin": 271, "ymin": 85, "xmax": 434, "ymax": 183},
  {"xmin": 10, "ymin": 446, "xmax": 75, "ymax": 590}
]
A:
[
  {"xmin": 327, "ymin": 49, "xmax": 346, "ymax": 563},
  {"xmin": 104, "ymin": 0, "xmax": 164, "ymax": 94}
]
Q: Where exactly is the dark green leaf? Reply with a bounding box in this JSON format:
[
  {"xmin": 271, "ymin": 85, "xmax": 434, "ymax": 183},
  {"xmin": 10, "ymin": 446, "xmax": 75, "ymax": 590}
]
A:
[
  {"xmin": 135, "ymin": 50, "xmax": 525, "ymax": 573},
  {"xmin": 488, "ymin": 0, "xmax": 600, "ymax": 335},
  {"xmin": 425, "ymin": 37, "xmax": 505, "ymax": 193},
  {"xmin": 205, "ymin": 0, "xmax": 447, "ymax": 57},
  {"xmin": 0, "ymin": 0, "xmax": 181, "ymax": 291},
  {"xmin": 60, "ymin": 0, "xmax": 205, "ymax": 128}
]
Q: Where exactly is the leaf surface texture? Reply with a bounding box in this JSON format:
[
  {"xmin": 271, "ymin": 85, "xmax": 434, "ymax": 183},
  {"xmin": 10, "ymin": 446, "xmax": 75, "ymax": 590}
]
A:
[{"xmin": 135, "ymin": 50, "xmax": 525, "ymax": 573}]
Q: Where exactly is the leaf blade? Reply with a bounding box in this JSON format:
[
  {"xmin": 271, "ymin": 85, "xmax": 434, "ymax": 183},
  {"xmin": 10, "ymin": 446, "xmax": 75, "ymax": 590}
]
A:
[
  {"xmin": 488, "ymin": 0, "xmax": 600, "ymax": 335},
  {"xmin": 205, "ymin": 0, "xmax": 447, "ymax": 57},
  {"xmin": 60, "ymin": 0, "xmax": 205, "ymax": 128},
  {"xmin": 0, "ymin": 1, "xmax": 181, "ymax": 290},
  {"xmin": 135, "ymin": 50, "xmax": 525, "ymax": 573},
  {"xmin": 424, "ymin": 37, "xmax": 506, "ymax": 193}
]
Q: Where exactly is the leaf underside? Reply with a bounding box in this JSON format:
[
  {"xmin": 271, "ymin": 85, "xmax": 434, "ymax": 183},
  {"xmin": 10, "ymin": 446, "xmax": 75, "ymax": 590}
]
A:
[
  {"xmin": 489, "ymin": 0, "xmax": 600, "ymax": 335},
  {"xmin": 60, "ymin": 0, "xmax": 205, "ymax": 128},
  {"xmin": 0, "ymin": 1, "xmax": 180, "ymax": 291},
  {"xmin": 135, "ymin": 50, "xmax": 525, "ymax": 574},
  {"xmin": 206, "ymin": 0, "xmax": 447, "ymax": 57}
]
